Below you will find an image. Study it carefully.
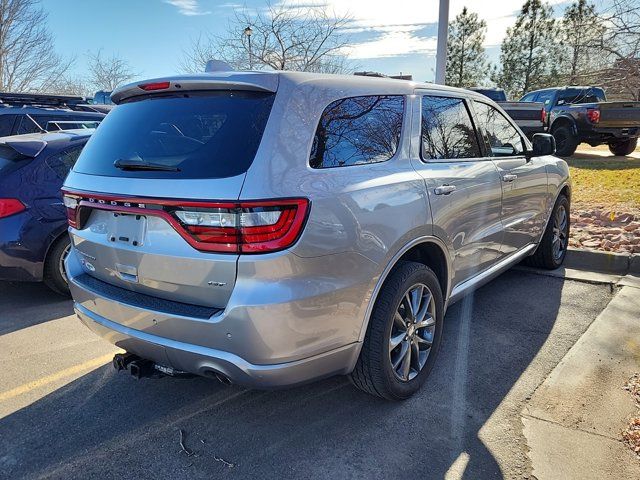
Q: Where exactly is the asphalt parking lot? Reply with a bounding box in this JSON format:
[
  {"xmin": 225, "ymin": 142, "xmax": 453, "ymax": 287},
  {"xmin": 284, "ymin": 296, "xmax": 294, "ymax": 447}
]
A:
[{"xmin": 0, "ymin": 270, "xmax": 616, "ymax": 479}]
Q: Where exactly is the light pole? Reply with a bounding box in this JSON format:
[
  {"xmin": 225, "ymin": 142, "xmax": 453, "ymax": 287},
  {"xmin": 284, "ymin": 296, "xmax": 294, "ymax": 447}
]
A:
[
  {"xmin": 243, "ymin": 26, "xmax": 253, "ymax": 70},
  {"xmin": 435, "ymin": 0, "xmax": 449, "ymax": 84}
]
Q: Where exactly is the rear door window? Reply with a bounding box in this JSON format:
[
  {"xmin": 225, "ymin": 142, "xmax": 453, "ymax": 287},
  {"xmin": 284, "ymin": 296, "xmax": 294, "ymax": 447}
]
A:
[
  {"xmin": 46, "ymin": 143, "xmax": 86, "ymax": 179},
  {"xmin": 309, "ymin": 95, "xmax": 404, "ymax": 169},
  {"xmin": 73, "ymin": 91, "xmax": 275, "ymax": 179},
  {"xmin": 0, "ymin": 114, "xmax": 17, "ymax": 136},
  {"xmin": 473, "ymin": 101, "xmax": 525, "ymax": 157},
  {"xmin": 421, "ymin": 95, "xmax": 482, "ymax": 160}
]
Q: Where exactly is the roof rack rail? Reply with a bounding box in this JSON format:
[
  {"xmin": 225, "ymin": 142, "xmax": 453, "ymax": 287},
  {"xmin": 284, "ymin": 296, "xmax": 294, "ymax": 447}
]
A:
[
  {"xmin": 0, "ymin": 92, "xmax": 91, "ymax": 110},
  {"xmin": 353, "ymin": 71, "xmax": 413, "ymax": 81}
]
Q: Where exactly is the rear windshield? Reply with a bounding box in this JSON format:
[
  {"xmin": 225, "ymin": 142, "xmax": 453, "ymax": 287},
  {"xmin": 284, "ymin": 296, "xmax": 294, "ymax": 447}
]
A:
[
  {"xmin": 73, "ymin": 91, "xmax": 275, "ymax": 179},
  {"xmin": 475, "ymin": 89, "xmax": 507, "ymax": 102},
  {"xmin": 0, "ymin": 145, "xmax": 32, "ymax": 175},
  {"xmin": 556, "ymin": 88, "xmax": 605, "ymax": 105}
]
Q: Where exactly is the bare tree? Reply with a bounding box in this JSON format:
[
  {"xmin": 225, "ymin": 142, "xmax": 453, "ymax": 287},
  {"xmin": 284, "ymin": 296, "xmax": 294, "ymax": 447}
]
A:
[
  {"xmin": 180, "ymin": 2, "xmax": 352, "ymax": 74},
  {"xmin": 87, "ymin": 50, "xmax": 137, "ymax": 91},
  {"xmin": 0, "ymin": 0, "xmax": 73, "ymax": 92},
  {"xmin": 48, "ymin": 76, "xmax": 92, "ymax": 97},
  {"xmin": 593, "ymin": 0, "xmax": 640, "ymax": 100}
]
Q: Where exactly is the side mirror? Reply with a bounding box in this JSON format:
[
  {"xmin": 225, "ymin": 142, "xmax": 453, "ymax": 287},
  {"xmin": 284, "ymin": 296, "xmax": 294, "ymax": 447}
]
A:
[{"xmin": 528, "ymin": 133, "xmax": 556, "ymax": 158}]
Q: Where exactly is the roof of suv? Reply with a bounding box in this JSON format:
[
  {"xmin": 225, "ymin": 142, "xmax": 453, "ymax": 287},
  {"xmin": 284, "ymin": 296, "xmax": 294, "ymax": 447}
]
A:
[
  {"xmin": 0, "ymin": 129, "xmax": 94, "ymax": 156},
  {"xmin": 112, "ymin": 70, "xmax": 482, "ymax": 104}
]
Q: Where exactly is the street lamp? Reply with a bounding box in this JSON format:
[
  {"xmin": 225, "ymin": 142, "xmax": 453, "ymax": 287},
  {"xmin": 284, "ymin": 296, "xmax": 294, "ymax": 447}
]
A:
[{"xmin": 243, "ymin": 26, "xmax": 253, "ymax": 70}]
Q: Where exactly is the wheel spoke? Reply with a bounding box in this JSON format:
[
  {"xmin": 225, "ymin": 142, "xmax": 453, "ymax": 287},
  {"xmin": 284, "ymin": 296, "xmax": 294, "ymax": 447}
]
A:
[
  {"xmin": 400, "ymin": 344, "xmax": 411, "ymax": 380},
  {"xmin": 415, "ymin": 313, "xmax": 435, "ymax": 330},
  {"xmin": 410, "ymin": 339, "xmax": 420, "ymax": 371},
  {"xmin": 410, "ymin": 285, "xmax": 423, "ymax": 317},
  {"xmin": 403, "ymin": 293, "xmax": 414, "ymax": 318},
  {"xmin": 391, "ymin": 341, "xmax": 408, "ymax": 370},
  {"xmin": 415, "ymin": 335, "xmax": 432, "ymax": 347},
  {"xmin": 393, "ymin": 312, "xmax": 407, "ymax": 330},
  {"xmin": 416, "ymin": 290, "xmax": 432, "ymax": 322},
  {"xmin": 389, "ymin": 332, "xmax": 405, "ymax": 350}
]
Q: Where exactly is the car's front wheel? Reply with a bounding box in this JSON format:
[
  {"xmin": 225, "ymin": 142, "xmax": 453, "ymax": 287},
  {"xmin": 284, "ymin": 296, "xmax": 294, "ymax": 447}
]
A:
[
  {"xmin": 608, "ymin": 138, "xmax": 637, "ymax": 156},
  {"xmin": 551, "ymin": 125, "xmax": 578, "ymax": 157},
  {"xmin": 44, "ymin": 235, "xmax": 71, "ymax": 296},
  {"xmin": 349, "ymin": 261, "xmax": 444, "ymax": 400}
]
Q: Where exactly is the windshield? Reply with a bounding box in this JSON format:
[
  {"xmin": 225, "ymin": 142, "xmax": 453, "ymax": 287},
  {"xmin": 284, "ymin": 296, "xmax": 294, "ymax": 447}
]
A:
[
  {"xmin": 73, "ymin": 91, "xmax": 275, "ymax": 179},
  {"xmin": 556, "ymin": 88, "xmax": 605, "ymax": 105}
]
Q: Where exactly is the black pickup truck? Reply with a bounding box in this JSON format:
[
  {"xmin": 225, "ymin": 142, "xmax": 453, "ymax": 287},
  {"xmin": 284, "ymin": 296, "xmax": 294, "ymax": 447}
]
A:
[
  {"xmin": 469, "ymin": 87, "xmax": 546, "ymax": 139},
  {"xmin": 519, "ymin": 86, "xmax": 640, "ymax": 157}
]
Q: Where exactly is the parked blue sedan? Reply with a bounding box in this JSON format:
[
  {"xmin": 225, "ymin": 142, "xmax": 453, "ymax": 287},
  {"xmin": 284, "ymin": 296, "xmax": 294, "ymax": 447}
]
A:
[{"xmin": 0, "ymin": 130, "xmax": 94, "ymax": 295}]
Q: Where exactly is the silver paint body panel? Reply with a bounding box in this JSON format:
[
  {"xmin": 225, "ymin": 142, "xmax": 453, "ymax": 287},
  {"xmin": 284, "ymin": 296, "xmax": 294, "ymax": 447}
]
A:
[{"xmin": 64, "ymin": 71, "xmax": 570, "ymax": 387}]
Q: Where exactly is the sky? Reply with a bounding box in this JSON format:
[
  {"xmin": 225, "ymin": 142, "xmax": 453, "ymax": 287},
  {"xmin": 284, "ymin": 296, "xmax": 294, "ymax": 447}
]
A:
[{"xmin": 41, "ymin": 0, "xmax": 606, "ymax": 85}]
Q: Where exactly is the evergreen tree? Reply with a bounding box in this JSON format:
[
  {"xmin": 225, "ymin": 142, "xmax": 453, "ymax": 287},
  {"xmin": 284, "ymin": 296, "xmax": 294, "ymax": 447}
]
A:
[
  {"xmin": 494, "ymin": 0, "xmax": 560, "ymax": 98},
  {"xmin": 558, "ymin": 0, "xmax": 606, "ymax": 84},
  {"xmin": 445, "ymin": 7, "xmax": 489, "ymax": 88}
]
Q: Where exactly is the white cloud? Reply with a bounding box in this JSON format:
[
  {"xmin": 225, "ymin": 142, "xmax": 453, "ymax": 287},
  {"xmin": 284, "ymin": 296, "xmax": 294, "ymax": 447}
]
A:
[
  {"xmin": 164, "ymin": 0, "xmax": 210, "ymax": 16},
  {"xmin": 279, "ymin": 0, "xmax": 571, "ymax": 59}
]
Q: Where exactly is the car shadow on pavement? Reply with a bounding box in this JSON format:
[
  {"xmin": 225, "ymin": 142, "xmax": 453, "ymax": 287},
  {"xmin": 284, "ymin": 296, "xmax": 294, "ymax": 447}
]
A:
[
  {"xmin": 1, "ymin": 270, "xmax": 609, "ymax": 480},
  {"xmin": 0, "ymin": 281, "xmax": 73, "ymax": 335}
]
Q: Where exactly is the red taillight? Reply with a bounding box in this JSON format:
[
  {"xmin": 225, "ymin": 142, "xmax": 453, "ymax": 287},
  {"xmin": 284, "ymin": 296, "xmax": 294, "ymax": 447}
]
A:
[
  {"xmin": 62, "ymin": 193, "xmax": 81, "ymax": 227},
  {"xmin": 541, "ymin": 108, "xmax": 547, "ymax": 124},
  {"xmin": 139, "ymin": 81, "xmax": 171, "ymax": 91},
  {"xmin": 174, "ymin": 199, "xmax": 310, "ymax": 253},
  {"xmin": 586, "ymin": 108, "xmax": 600, "ymax": 123},
  {"xmin": 0, "ymin": 198, "xmax": 25, "ymax": 218},
  {"xmin": 61, "ymin": 191, "xmax": 310, "ymax": 254}
]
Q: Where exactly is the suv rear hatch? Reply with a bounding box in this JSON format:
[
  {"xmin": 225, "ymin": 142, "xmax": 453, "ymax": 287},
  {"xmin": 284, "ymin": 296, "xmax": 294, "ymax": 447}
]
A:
[{"xmin": 63, "ymin": 78, "xmax": 280, "ymax": 309}]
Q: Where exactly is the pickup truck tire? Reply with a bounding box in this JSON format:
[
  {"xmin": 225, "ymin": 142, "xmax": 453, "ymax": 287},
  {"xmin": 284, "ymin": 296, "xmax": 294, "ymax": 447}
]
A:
[
  {"xmin": 608, "ymin": 138, "xmax": 637, "ymax": 156},
  {"xmin": 551, "ymin": 125, "xmax": 578, "ymax": 157},
  {"xmin": 350, "ymin": 261, "xmax": 443, "ymax": 400},
  {"xmin": 524, "ymin": 194, "xmax": 570, "ymax": 270}
]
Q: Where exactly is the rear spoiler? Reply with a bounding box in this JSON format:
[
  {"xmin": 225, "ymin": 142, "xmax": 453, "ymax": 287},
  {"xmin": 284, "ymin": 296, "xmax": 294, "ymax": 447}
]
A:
[
  {"xmin": 111, "ymin": 73, "xmax": 279, "ymax": 104},
  {"xmin": 1, "ymin": 140, "xmax": 47, "ymax": 157}
]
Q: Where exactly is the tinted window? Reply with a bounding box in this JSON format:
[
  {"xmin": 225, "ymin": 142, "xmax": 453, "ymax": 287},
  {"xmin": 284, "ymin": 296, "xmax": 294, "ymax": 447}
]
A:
[
  {"xmin": 536, "ymin": 91, "xmax": 554, "ymax": 107},
  {"xmin": 46, "ymin": 144, "xmax": 86, "ymax": 179},
  {"xmin": 309, "ymin": 95, "xmax": 404, "ymax": 169},
  {"xmin": 0, "ymin": 145, "xmax": 32, "ymax": 175},
  {"xmin": 16, "ymin": 115, "xmax": 42, "ymax": 134},
  {"xmin": 475, "ymin": 89, "xmax": 507, "ymax": 102},
  {"xmin": 74, "ymin": 91, "xmax": 275, "ymax": 179},
  {"xmin": 556, "ymin": 87, "xmax": 605, "ymax": 105},
  {"xmin": 520, "ymin": 92, "xmax": 537, "ymax": 102},
  {"xmin": 473, "ymin": 101, "xmax": 525, "ymax": 157},
  {"xmin": 0, "ymin": 114, "xmax": 17, "ymax": 136},
  {"xmin": 421, "ymin": 96, "xmax": 481, "ymax": 160}
]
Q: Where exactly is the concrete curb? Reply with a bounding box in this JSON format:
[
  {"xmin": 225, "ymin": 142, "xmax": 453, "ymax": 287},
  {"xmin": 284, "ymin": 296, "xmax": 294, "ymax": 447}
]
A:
[{"xmin": 564, "ymin": 248, "xmax": 639, "ymax": 275}]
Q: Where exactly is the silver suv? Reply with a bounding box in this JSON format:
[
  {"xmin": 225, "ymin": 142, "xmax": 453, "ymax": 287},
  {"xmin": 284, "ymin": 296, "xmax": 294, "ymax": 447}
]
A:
[{"xmin": 63, "ymin": 71, "xmax": 570, "ymax": 400}]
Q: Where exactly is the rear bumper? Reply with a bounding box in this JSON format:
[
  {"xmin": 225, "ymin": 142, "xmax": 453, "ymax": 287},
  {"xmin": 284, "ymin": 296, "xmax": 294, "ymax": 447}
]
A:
[
  {"xmin": 74, "ymin": 302, "xmax": 360, "ymax": 388},
  {"xmin": 582, "ymin": 126, "xmax": 640, "ymax": 143},
  {"xmin": 66, "ymin": 246, "xmax": 376, "ymax": 387}
]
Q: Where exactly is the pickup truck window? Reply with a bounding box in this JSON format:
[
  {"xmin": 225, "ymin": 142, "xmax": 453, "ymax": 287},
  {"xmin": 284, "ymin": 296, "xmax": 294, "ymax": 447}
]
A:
[
  {"xmin": 421, "ymin": 96, "xmax": 481, "ymax": 160},
  {"xmin": 473, "ymin": 101, "xmax": 525, "ymax": 157},
  {"xmin": 521, "ymin": 93, "xmax": 537, "ymax": 102},
  {"xmin": 537, "ymin": 91, "xmax": 554, "ymax": 106},
  {"xmin": 556, "ymin": 88, "xmax": 606, "ymax": 105}
]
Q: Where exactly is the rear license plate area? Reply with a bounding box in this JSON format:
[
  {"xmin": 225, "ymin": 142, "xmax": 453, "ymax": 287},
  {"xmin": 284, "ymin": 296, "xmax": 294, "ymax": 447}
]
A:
[{"xmin": 107, "ymin": 212, "xmax": 146, "ymax": 247}]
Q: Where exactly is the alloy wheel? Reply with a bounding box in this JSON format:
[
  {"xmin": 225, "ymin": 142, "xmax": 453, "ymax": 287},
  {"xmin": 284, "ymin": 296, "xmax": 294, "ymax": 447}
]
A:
[
  {"xmin": 59, "ymin": 243, "xmax": 71, "ymax": 284},
  {"xmin": 552, "ymin": 204, "xmax": 568, "ymax": 261},
  {"xmin": 389, "ymin": 283, "xmax": 436, "ymax": 382}
]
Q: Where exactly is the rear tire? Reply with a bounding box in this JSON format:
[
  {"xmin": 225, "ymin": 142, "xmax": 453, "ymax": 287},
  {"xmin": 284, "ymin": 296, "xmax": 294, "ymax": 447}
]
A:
[
  {"xmin": 349, "ymin": 261, "xmax": 444, "ymax": 400},
  {"xmin": 524, "ymin": 194, "xmax": 570, "ymax": 270},
  {"xmin": 43, "ymin": 235, "xmax": 71, "ymax": 296},
  {"xmin": 608, "ymin": 138, "xmax": 637, "ymax": 156},
  {"xmin": 551, "ymin": 125, "xmax": 578, "ymax": 157}
]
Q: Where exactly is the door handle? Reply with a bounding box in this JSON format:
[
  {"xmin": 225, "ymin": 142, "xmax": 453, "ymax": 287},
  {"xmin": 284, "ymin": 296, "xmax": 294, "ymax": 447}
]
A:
[
  {"xmin": 434, "ymin": 184, "xmax": 456, "ymax": 195},
  {"xmin": 502, "ymin": 174, "xmax": 518, "ymax": 182}
]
